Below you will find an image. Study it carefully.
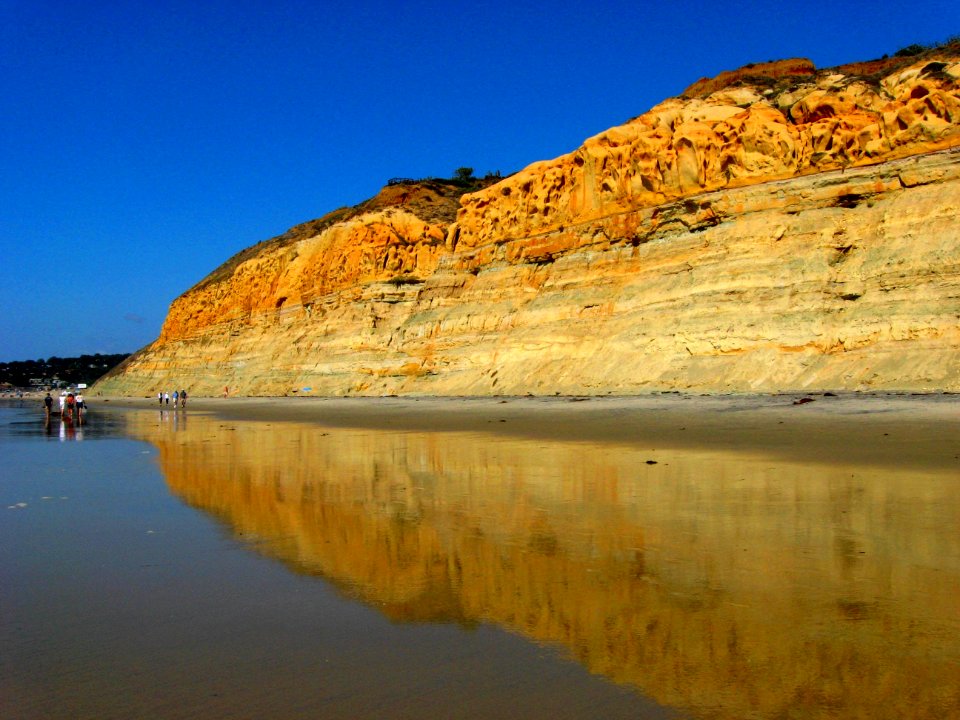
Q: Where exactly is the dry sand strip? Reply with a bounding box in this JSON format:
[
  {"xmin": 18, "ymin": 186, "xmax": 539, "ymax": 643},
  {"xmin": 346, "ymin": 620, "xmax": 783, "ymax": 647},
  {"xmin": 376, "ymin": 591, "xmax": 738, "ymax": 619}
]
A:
[{"xmin": 92, "ymin": 393, "xmax": 960, "ymax": 472}]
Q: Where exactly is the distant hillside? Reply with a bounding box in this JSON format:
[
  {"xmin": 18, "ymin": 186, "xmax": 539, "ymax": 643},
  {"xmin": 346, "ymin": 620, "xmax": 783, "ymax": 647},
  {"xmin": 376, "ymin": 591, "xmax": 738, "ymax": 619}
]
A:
[{"xmin": 0, "ymin": 353, "xmax": 131, "ymax": 389}]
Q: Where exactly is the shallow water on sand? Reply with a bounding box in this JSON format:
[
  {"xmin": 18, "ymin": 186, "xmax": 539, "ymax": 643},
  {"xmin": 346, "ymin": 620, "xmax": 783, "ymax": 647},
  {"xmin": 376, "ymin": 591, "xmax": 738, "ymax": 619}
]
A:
[{"xmin": 2, "ymin": 403, "xmax": 958, "ymax": 719}]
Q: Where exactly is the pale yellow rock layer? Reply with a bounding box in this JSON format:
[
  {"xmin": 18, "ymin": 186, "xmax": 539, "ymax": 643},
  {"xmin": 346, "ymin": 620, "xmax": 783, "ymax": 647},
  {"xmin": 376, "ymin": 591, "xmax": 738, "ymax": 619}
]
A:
[{"xmin": 95, "ymin": 57, "xmax": 960, "ymax": 396}]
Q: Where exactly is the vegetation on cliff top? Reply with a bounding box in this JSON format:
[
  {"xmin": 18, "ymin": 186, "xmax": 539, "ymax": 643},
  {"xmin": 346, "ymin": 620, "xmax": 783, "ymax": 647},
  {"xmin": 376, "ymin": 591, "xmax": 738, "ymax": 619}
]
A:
[{"xmin": 681, "ymin": 36, "xmax": 960, "ymax": 99}]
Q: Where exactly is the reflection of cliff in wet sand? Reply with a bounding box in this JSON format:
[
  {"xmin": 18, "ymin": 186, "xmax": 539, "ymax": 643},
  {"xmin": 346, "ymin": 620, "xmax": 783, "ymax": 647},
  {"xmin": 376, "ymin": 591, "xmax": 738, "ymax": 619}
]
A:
[{"xmin": 129, "ymin": 412, "xmax": 960, "ymax": 719}]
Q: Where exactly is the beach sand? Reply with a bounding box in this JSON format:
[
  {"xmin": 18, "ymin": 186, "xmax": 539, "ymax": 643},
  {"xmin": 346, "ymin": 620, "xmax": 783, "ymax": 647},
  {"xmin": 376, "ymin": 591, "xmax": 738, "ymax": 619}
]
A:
[
  {"xmin": 6, "ymin": 393, "xmax": 957, "ymax": 719},
  {"xmin": 92, "ymin": 393, "xmax": 960, "ymax": 472}
]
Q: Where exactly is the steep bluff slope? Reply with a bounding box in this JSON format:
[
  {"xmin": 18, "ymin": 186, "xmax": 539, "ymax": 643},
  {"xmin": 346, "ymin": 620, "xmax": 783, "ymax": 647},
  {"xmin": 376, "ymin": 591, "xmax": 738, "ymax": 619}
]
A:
[{"xmin": 97, "ymin": 53, "xmax": 960, "ymax": 396}]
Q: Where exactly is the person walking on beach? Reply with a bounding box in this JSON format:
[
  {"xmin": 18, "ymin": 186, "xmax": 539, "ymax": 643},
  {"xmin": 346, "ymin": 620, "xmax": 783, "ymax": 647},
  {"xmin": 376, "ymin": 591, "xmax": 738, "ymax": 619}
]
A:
[
  {"xmin": 43, "ymin": 392, "xmax": 53, "ymax": 420},
  {"xmin": 164, "ymin": 392, "xmax": 170, "ymax": 405},
  {"xmin": 59, "ymin": 392, "xmax": 66, "ymax": 414},
  {"xmin": 180, "ymin": 389, "xmax": 187, "ymax": 408},
  {"xmin": 76, "ymin": 392, "xmax": 85, "ymax": 422},
  {"xmin": 158, "ymin": 392, "xmax": 163, "ymax": 405},
  {"xmin": 173, "ymin": 390, "xmax": 179, "ymax": 407}
]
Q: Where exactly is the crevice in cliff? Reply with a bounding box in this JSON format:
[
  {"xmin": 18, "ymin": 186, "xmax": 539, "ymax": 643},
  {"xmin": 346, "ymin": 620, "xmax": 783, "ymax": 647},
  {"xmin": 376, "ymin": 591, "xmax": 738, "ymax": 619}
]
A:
[
  {"xmin": 829, "ymin": 244, "xmax": 855, "ymax": 266},
  {"xmin": 834, "ymin": 193, "xmax": 868, "ymax": 208},
  {"xmin": 530, "ymin": 254, "xmax": 557, "ymax": 267}
]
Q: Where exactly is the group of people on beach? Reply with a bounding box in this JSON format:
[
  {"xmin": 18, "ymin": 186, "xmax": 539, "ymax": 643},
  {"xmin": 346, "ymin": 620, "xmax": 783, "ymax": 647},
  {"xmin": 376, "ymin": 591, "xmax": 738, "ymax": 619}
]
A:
[
  {"xmin": 159, "ymin": 390, "xmax": 188, "ymax": 408},
  {"xmin": 43, "ymin": 390, "xmax": 85, "ymax": 423}
]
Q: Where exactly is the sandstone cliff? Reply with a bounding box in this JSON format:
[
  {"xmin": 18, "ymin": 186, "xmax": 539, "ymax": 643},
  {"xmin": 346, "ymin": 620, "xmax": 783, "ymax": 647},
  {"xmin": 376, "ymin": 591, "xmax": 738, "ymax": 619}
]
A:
[{"xmin": 96, "ymin": 52, "xmax": 960, "ymax": 396}]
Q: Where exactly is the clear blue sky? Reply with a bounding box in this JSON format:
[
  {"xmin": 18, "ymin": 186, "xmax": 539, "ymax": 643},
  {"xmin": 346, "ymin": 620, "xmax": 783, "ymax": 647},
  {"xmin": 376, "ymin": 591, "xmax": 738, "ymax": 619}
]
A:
[{"xmin": 2, "ymin": 0, "xmax": 957, "ymax": 361}]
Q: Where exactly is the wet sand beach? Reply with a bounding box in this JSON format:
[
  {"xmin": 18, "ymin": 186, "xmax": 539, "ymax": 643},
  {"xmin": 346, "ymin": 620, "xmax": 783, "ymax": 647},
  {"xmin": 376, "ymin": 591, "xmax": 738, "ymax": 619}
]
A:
[
  {"xmin": 3, "ymin": 394, "xmax": 959, "ymax": 719},
  {"xmin": 99, "ymin": 392, "xmax": 960, "ymax": 470}
]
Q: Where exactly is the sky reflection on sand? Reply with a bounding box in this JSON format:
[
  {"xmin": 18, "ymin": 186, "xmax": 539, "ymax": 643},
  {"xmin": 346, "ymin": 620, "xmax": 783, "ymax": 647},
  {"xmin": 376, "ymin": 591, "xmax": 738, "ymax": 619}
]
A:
[{"xmin": 3, "ymin": 401, "xmax": 958, "ymax": 719}]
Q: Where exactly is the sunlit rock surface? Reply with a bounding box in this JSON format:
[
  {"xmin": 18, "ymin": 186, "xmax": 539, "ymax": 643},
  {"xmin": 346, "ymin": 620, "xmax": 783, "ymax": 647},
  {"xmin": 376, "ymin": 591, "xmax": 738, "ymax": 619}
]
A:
[{"xmin": 96, "ymin": 55, "xmax": 960, "ymax": 396}]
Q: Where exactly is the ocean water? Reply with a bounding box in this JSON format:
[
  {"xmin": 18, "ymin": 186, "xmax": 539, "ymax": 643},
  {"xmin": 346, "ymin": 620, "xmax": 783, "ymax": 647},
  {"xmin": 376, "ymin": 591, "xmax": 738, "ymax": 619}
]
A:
[{"xmin": 2, "ymin": 402, "xmax": 958, "ymax": 719}]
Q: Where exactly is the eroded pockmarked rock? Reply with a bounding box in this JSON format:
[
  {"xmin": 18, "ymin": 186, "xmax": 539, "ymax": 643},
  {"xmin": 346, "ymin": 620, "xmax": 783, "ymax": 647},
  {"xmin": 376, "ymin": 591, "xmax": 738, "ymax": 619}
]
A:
[{"xmin": 452, "ymin": 56, "xmax": 960, "ymax": 251}]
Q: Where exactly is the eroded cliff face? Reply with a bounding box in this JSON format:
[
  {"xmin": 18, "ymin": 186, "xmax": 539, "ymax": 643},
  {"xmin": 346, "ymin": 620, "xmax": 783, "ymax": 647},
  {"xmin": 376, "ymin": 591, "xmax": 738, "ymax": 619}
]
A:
[
  {"xmin": 96, "ymin": 55, "xmax": 960, "ymax": 396},
  {"xmin": 452, "ymin": 56, "xmax": 960, "ymax": 250},
  {"xmin": 158, "ymin": 181, "xmax": 466, "ymax": 341}
]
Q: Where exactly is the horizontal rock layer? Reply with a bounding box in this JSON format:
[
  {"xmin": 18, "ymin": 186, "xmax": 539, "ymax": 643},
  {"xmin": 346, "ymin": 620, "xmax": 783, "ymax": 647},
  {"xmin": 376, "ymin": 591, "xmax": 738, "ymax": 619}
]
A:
[{"xmin": 96, "ymin": 56, "xmax": 960, "ymax": 396}]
